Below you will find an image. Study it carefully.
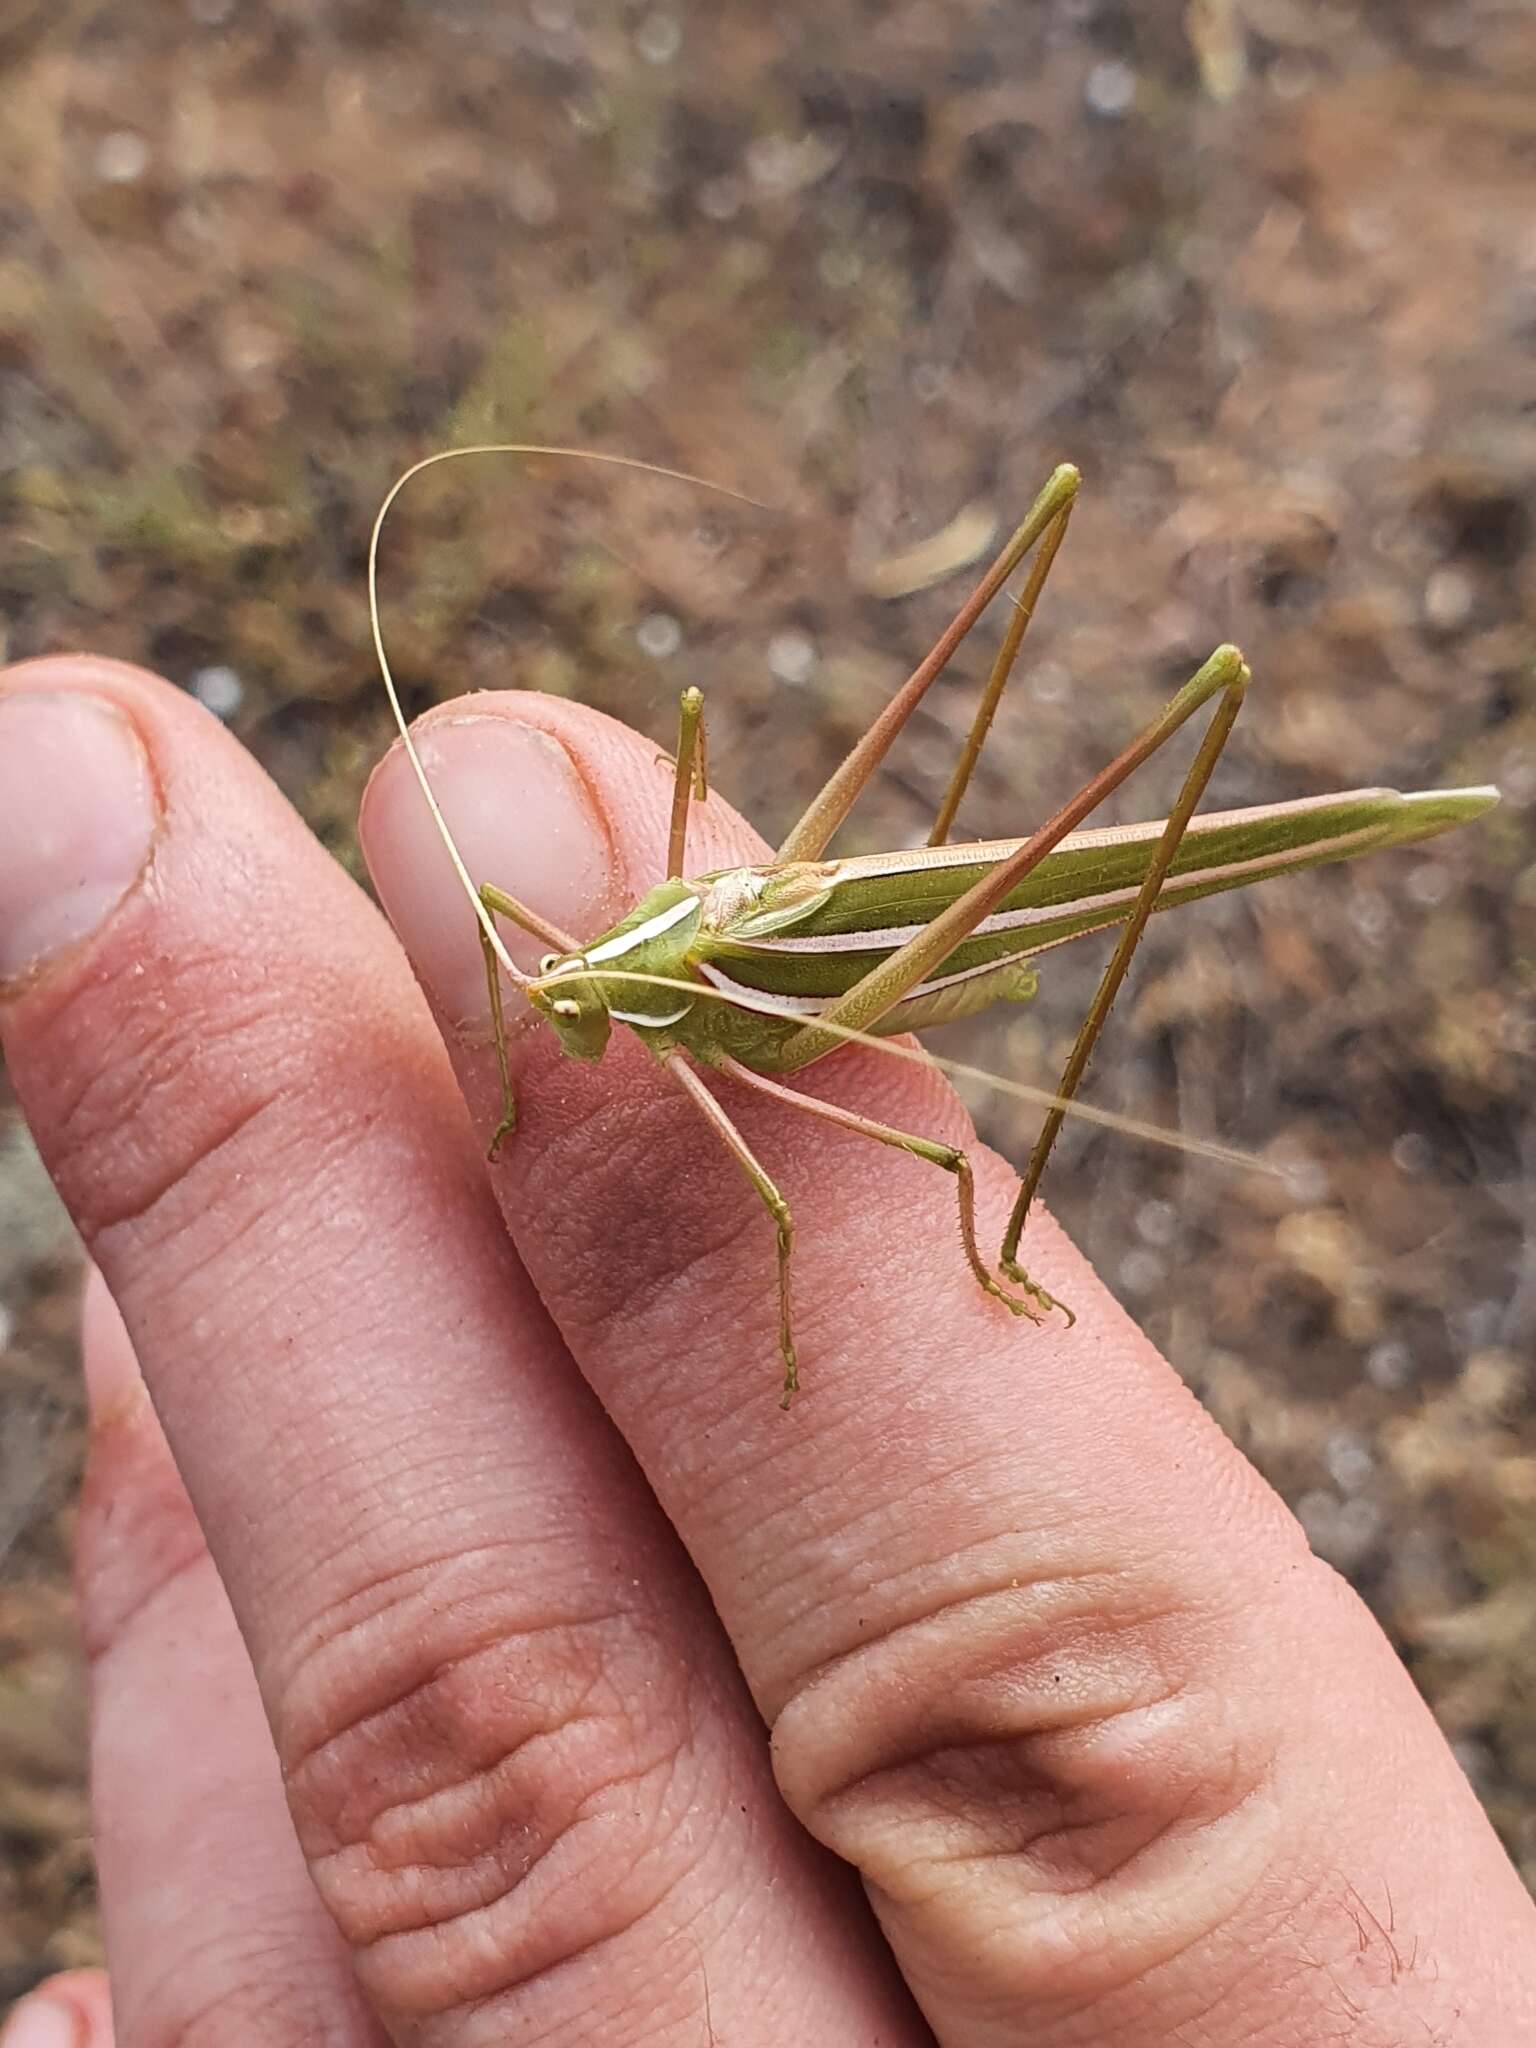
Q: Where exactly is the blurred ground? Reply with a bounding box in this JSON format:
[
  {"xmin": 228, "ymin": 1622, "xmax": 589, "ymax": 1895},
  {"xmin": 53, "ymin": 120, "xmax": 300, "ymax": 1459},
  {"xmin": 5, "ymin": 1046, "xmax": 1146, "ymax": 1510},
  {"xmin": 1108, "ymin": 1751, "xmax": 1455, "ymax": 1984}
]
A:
[{"xmin": 1, "ymin": 0, "xmax": 1533, "ymax": 1999}]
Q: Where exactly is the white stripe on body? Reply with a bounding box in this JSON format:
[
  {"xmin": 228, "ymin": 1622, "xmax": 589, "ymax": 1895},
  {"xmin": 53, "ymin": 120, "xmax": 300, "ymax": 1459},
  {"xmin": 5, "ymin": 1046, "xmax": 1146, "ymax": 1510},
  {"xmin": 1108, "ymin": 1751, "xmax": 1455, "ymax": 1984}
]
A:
[
  {"xmin": 759, "ymin": 826, "xmax": 1382, "ymax": 957},
  {"xmin": 579, "ymin": 893, "xmax": 700, "ymax": 964},
  {"xmin": 608, "ymin": 1003, "xmax": 694, "ymax": 1027}
]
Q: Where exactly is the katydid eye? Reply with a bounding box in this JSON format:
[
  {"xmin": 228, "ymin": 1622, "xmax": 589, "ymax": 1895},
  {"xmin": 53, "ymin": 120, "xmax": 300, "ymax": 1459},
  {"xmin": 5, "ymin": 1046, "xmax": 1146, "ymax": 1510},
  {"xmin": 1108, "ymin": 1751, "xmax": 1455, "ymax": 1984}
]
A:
[{"xmin": 539, "ymin": 952, "xmax": 559, "ymax": 973}]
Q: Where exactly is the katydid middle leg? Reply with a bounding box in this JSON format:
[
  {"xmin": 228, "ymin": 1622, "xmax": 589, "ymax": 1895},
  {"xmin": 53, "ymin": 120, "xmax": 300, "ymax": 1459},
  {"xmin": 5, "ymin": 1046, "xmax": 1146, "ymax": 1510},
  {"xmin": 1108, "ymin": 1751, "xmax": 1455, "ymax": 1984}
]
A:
[
  {"xmin": 664, "ymin": 1051, "xmax": 800, "ymax": 1405},
  {"xmin": 715, "ymin": 1056, "xmax": 1048, "ymax": 1325}
]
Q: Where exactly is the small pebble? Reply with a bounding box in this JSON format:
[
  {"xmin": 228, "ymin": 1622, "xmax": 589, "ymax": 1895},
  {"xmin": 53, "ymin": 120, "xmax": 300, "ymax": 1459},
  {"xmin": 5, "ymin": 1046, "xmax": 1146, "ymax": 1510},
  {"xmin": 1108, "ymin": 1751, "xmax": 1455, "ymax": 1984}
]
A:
[
  {"xmin": 1365, "ymin": 1338, "xmax": 1413, "ymax": 1391},
  {"xmin": 766, "ymin": 631, "xmax": 817, "ymax": 687},
  {"xmin": 1391, "ymin": 1131, "xmax": 1432, "ymax": 1176},
  {"xmin": 95, "ymin": 131, "xmax": 150, "ymax": 185},
  {"xmin": 1324, "ymin": 1428, "xmax": 1375, "ymax": 1494},
  {"xmin": 1405, "ymin": 861, "xmax": 1450, "ymax": 908},
  {"xmin": 1118, "ymin": 1249, "xmax": 1165, "ymax": 1296},
  {"xmin": 637, "ymin": 613, "xmax": 682, "ymax": 660},
  {"xmin": 190, "ymin": 664, "xmax": 244, "ymax": 719},
  {"xmin": 1423, "ymin": 565, "xmax": 1475, "ymax": 633},
  {"xmin": 1296, "ymin": 1488, "xmax": 1383, "ymax": 1569},
  {"xmin": 635, "ymin": 12, "xmax": 681, "ymax": 65},
  {"xmin": 1348, "ymin": 887, "xmax": 1390, "ymax": 944},
  {"xmin": 1135, "ymin": 1198, "xmax": 1179, "ymax": 1248},
  {"xmin": 1085, "ymin": 61, "xmax": 1137, "ymax": 117},
  {"xmin": 698, "ymin": 176, "xmax": 745, "ymax": 222},
  {"xmin": 745, "ymin": 135, "xmax": 801, "ymax": 195}
]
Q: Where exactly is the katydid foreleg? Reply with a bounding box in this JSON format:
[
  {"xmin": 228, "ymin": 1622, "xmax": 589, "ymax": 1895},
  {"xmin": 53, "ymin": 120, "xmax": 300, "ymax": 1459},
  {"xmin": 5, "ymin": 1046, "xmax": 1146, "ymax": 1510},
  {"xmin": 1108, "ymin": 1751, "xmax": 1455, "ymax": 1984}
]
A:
[{"xmin": 476, "ymin": 883, "xmax": 582, "ymax": 1158}]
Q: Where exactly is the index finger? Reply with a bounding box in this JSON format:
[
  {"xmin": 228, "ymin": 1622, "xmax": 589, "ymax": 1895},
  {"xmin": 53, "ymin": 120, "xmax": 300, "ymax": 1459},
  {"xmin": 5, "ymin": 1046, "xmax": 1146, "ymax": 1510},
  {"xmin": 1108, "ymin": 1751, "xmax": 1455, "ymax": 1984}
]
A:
[{"xmin": 363, "ymin": 693, "xmax": 1536, "ymax": 2047}]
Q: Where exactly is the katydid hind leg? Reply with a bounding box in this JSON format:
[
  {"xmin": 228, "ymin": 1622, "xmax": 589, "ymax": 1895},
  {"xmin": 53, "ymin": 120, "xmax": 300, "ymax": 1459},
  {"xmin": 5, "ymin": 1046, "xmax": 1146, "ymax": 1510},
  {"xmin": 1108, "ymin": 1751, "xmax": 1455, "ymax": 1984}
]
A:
[
  {"xmin": 717, "ymin": 1057, "xmax": 1048, "ymax": 1326},
  {"xmin": 998, "ymin": 657, "xmax": 1250, "ymax": 1292},
  {"xmin": 777, "ymin": 464, "xmax": 1081, "ymax": 864},
  {"xmin": 664, "ymin": 1052, "xmax": 800, "ymax": 1404},
  {"xmin": 928, "ymin": 496, "xmax": 1074, "ymax": 847},
  {"xmin": 775, "ymin": 642, "xmax": 1250, "ymax": 1070}
]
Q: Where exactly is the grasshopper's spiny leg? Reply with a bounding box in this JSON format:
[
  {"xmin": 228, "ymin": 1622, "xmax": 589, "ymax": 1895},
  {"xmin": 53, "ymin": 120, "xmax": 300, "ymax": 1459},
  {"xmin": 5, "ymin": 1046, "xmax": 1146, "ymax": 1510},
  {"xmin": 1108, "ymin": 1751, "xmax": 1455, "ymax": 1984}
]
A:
[
  {"xmin": 999, "ymin": 657, "xmax": 1250, "ymax": 1291},
  {"xmin": 664, "ymin": 1052, "xmax": 800, "ymax": 1405},
  {"xmin": 666, "ymin": 685, "xmax": 708, "ymax": 880},
  {"xmin": 928, "ymin": 496, "xmax": 1074, "ymax": 847},
  {"xmin": 716, "ymin": 1057, "xmax": 1048, "ymax": 1326},
  {"xmin": 778, "ymin": 464, "xmax": 1081, "ymax": 863},
  {"xmin": 774, "ymin": 643, "xmax": 1250, "ymax": 1071}
]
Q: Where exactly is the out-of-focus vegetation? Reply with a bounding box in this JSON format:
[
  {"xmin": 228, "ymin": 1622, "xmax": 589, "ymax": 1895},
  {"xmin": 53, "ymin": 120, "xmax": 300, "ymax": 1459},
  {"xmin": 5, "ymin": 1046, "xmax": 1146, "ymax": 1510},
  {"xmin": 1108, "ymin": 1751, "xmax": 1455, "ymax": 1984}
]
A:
[{"xmin": 1, "ymin": 0, "xmax": 1533, "ymax": 1997}]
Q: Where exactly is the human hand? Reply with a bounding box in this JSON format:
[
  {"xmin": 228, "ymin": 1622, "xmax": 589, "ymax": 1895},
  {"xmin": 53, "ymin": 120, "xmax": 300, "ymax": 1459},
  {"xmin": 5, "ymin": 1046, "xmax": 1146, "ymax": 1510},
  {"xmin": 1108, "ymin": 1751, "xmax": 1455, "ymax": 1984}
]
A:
[{"xmin": 2, "ymin": 655, "xmax": 1533, "ymax": 2048}]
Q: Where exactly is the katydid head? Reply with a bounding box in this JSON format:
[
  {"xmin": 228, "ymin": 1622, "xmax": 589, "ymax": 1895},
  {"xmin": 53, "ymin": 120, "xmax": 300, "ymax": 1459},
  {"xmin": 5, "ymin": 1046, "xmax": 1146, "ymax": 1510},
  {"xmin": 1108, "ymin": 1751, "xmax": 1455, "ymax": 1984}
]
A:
[{"xmin": 526, "ymin": 959, "xmax": 614, "ymax": 1061}]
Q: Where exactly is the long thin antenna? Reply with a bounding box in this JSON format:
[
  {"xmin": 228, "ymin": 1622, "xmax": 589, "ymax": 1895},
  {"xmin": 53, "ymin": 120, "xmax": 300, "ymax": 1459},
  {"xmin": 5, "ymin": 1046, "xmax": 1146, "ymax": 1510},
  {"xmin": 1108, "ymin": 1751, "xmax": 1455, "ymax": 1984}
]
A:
[
  {"xmin": 371, "ymin": 451, "xmax": 1286, "ymax": 1183},
  {"xmin": 368, "ymin": 441, "xmax": 767, "ymax": 983},
  {"xmin": 574, "ymin": 968, "xmax": 1284, "ymax": 1178}
]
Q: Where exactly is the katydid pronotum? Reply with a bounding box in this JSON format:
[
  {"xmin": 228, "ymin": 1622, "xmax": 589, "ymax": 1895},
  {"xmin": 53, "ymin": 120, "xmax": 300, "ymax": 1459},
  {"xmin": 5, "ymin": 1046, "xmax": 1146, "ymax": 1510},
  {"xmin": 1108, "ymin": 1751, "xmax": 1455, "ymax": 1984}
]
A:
[{"xmin": 371, "ymin": 446, "xmax": 1497, "ymax": 1405}]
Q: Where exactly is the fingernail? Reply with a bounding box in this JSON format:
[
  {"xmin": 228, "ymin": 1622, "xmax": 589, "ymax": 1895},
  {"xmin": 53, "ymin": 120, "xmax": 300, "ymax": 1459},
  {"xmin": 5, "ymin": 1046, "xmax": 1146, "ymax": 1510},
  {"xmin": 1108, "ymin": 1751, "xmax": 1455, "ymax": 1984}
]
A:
[
  {"xmin": 0, "ymin": 691, "xmax": 158, "ymax": 983},
  {"xmin": 361, "ymin": 717, "xmax": 615, "ymax": 1020},
  {"xmin": 81, "ymin": 1266, "xmax": 147, "ymax": 1429},
  {"xmin": 0, "ymin": 1993, "xmax": 84, "ymax": 2048}
]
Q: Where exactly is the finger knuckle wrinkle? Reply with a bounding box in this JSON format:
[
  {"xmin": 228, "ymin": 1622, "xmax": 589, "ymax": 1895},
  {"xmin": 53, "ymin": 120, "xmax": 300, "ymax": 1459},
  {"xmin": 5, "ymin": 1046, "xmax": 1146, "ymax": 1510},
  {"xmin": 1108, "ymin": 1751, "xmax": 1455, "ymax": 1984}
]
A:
[
  {"xmin": 278, "ymin": 1554, "xmax": 708, "ymax": 2017},
  {"xmin": 42, "ymin": 969, "xmax": 314, "ymax": 1244},
  {"xmin": 75, "ymin": 1435, "xmax": 213, "ymax": 1663},
  {"xmin": 771, "ymin": 1568, "xmax": 1279, "ymax": 2004},
  {"xmin": 137, "ymin": 1965, "xmax": 357, "ymax": 2048}
]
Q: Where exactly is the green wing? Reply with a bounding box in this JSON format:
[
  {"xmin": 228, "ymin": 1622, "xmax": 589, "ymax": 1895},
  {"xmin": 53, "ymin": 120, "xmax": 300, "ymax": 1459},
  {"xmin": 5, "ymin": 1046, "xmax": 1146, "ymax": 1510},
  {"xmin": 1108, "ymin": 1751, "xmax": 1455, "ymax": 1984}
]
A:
[{"xmin": 696, "ymin": 786, "xmax": 1497, "ymax": 1015}]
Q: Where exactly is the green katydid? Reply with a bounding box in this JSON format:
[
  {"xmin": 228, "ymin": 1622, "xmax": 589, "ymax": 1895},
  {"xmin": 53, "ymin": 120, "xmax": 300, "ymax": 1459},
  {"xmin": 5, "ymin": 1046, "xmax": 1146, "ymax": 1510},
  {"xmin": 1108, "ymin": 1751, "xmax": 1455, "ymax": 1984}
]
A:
[{"xmin": 371, "ymin": 445, "xmax": 1497, "ymax": 1405}]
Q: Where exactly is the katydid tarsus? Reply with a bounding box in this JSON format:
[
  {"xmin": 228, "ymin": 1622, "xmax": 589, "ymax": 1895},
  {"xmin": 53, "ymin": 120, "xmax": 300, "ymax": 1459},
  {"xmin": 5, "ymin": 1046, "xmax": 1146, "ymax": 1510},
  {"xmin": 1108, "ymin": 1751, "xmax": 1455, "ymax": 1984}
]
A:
[{"xmin": 370, "ymin": 444, "xmax": 1498, "ymax": 1405}]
